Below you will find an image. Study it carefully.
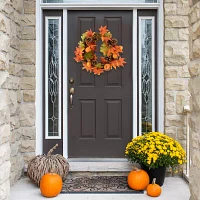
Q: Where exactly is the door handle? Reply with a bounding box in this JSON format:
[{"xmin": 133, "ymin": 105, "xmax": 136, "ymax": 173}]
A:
[{"xmin": 69, "ymin": 87, "xmax": 75, "ymax": 108}]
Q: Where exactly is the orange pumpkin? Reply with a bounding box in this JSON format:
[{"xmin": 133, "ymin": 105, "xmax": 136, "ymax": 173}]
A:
[
  {"xmin": 147, "ymin": 178, "xmax": 162, "ymax": 197},
  {"xmin": 127, "ymin": 167, "xmax": 149, "ymax": 190},
  {"xmin": 40, "ymin": 173, "xmax": 62, "ymax": 197}
]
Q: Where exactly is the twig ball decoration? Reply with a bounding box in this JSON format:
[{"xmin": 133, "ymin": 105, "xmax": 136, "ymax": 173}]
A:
[{"xmin": 27, "ymin": 144, "xmax": 69, "ymax": 186}]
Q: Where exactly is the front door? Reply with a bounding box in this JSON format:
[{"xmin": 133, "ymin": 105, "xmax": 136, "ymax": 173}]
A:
[{"xmin": 68, "ymin": 11, "xmax": 133, "ymax": 158}]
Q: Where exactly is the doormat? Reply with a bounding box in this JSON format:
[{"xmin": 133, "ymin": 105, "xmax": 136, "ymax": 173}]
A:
[{"xmin": 61, "ymin": 176, "xmax": 143, "ymax": 194}]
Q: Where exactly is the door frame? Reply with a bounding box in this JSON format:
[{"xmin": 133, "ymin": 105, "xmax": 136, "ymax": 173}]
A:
[{"xmin": 36, "ymin": 2, "xmax": 164, "ymax": 163}]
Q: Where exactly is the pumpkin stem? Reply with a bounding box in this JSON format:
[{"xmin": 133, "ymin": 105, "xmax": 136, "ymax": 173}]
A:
[
  {"xmin": 152, "ymin": 178, "xmax": 156, "ymax": 184},
  {"xmin": 47, "ymin": 144, "xmax": 58, "ymax": 156},
  {"xmin": 133, "ymin": 166, "xmax": 140, "ymax": 171}
]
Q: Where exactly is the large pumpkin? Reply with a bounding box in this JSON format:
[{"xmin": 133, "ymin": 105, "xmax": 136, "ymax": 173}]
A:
[
  {"xmin": 147, "ymin": 178, "xmax": 162, "ymax": 197},
  {"xmin": 127, "ymin": 167, "xmax": 149, "ymax": 190},
  {"xmin": 27, "ymin": 144, "xmax": 69, "ymax": 186},
  {"xmin": 40, "ymin": 173, "xmax": 62, "ymax": 197}
]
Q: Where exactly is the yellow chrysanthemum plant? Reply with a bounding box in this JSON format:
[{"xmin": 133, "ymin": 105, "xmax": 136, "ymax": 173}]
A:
[{"xmin": 125, "ymin": 132, "xmax": 187, "ymax": 169}]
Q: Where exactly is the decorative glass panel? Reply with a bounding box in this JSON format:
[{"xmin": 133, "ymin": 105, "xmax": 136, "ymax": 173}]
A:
[
  {"xmin": 43, "ymin": 0, "xmax": 157, "ymax": 3},
  {"xmin": 140, "ymin": 18, "xmax": 154, "ymax": 134},
  {"xmin": 45, "ymin": 17, "xmax": 61, "ymax": 139}
]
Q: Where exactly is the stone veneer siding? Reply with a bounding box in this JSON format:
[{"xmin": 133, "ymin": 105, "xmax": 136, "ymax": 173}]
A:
[
  {"xmin": 0, "ymin": 1, "xmax": 36, "ymax": 199},
  {"xmin": 164, "ymin": 0, "xmax": 190, "ymax": 151},
  {"xmin": 189, "ymin": 0, "xmax": 200, "ymax": 199}
]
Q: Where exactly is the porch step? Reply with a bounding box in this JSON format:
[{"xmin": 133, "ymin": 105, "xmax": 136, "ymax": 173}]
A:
[{"xmin": 68, "ymin": 160, "xmax": 140, "ymax": 172}]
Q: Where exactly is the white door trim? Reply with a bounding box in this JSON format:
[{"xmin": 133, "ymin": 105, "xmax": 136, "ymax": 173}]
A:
[{"xmin": 36, "ymin": 2, "xmax": 164, "ymax": 171}]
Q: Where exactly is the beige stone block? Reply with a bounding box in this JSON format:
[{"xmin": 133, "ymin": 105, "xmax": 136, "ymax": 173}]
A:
[
  {"xmin": 9, "ymin": 91, "xmax": 18, "ymax": 115},
  {"xmin": 23, "ymin": 152, "xmax": 36, "ymax": 164},
  {"xmin": 21, "ymin": 27, "xmax": 36, "ymax": 40},
  {"xmin": 19, "ymin": 103, "xmax": 35, "ymax": 127},
  {"xmin": 0, "ymin": 0, "xmax": 13, "ymax": 15},
  {"xmin": 164, "ymin": 3, "xmax": 176, "ymax": 15},
  {"xmin": 0, "ymin": 90, "xmax": 10, "ymax": 111},
  {"xmin": 176, "ymin": 91, "xmax": 191, "ymax": 114},
  {"xmin": 165, "ymin": 28, "xmax": 179, "ymax": 40},
  {"xmin": 165, "ymin": 115, "xmax": 186, "ymax": 126},
  {"xmin": 20, "ymin": 77, "xmax": 35, "ymax": 90},
  {"xmin": 165, "ymin": 126, "xmax": 177, "ymax": 138},
  {"xmin": 21, "ymin": 14, "xmax": 36, "ymax": 26},
  {"xmin": 24, "ymin": 0, "xmax": 35, "ymax": 14},
  {"xmin": 165, "ymin": 91, "xmax": 175, "ymax": 102},
  {"xmin": 165, "ymin": 66, "xmax": 178, "ymax": 77},
  {"xmin": 9, "ymin": 48, "xmax": 21, "ymax": 64},
  {"xmin": 165, "ymin": 78, "xmax": 188, "ymax": 90},
  {"xmin": 0, "ymin": 52, "xmax": 9, "ymax": 71},
  {"xmin": 22, "ymin": 65, "xmax": 35, "ymax": 77},
  {"xmin": 189, "ymin": 59, "xmax": 200, "ymax": 77},
  {"xmin": 192, "ymin": 20, "xmax": 200, "ymax": 40},
  {"xmin": 165, "ymin": 16, "xmax": 189, "ymax": 28},
  {"xmin": 1, "ymin": 75, "xmax": 20, "ymax": 90},
  {"xmin": 165, "ymin": 41, "xmax": 189, "ymax": 65},
  {"xmin": 177, "ymin": 127, "xmax": 186, "ymax": 140},
  {"xmin": 189, "ymin": 75, "xmax": 200, "ymax": 111},
  {"xmin": 189, "ymin": 166, "xmax": 200, "ymax": 199},
  {"xmin": 193, "ymin": 150, "xmax": 200, "ymax": 169},
  {"xmin": 164, "ymin": 0, "xmax": 176, "ymax": 2},
  {"xmin": 0, "ymin": 124, "xmax": 10, "ymax": 145},
  {"xmin": 13, "ymin": 0, "xmax": 23, "ymax": 13},
  {"xmin": 165, "ymin": 103, "xmax": 176, "ymax": 114},
  {"xmin": 10, "ymin": 36, "xmax": 20, "ymax": 51},
  {"xmin": 0, "ymin": 107, "xmax": 10, "ymax": 126},
  {"xmin": 178, "ymin": 28, "xmax": 189, "ymax": 40},
  {"xmin": 9, "ymin": 63, "xmax": 22, "ymax": 76},
  {"xmin": 10, "ymin": 115, "xmax": 20, "ymax": 130},
  {"xmin": 21, "ymin": 126, "xmax": 36, "ymax": 140},
  {"xmin": 190, "ymin": 2, "xmax": 200, "ymax": 24},
  {"xmin": 177, "ymin": 7, "xmax": 190, "ymax": 15},
  {"xmin": 17, "ymin": 90, "xmax": 22, "ymax": 103},
  {"xmin": 20, "ymin": 140, "xmax": 35, "ymax": 153},
  {"xmin": 0, "ymin": 12, "xmax": 10, "ymax": 34},
  {"xmin": 10, "ymin": 154, "xmax": 23, "ymax": 185},
  {"xmin": 0, "ymin": 179, "xmax": 10, "ymax": 200},
  {"xmin": 10, "ymin": 141, "xmax": 20, "ymax": 157},
  {"xmin": 193, "ymin": 38, "xmax": 200, "ymax": 58},
  {"xmin": 178, "ymin": 65, "xmax": 190, "ymax": 78},
  {"xmin": 0, "ymin": 33, "xmax": 9, "ymax": 53},
  {"xmin": 11, "ymin": 128, "xmax": 21, "ymax": 144},
  {"xmin": 20, "ymin": 40, "xmax": 36, "ymax": 65},
  {"xmin": 23, "ymin": 90, "xmax": 35, "ymax": 102},
  {"xmin": 0, "ymin": 161, "xmax": 11, "ymax": 185},
  {"xmin": 0, "ymin": 143, "xmax": 10, "ymax": 166}
]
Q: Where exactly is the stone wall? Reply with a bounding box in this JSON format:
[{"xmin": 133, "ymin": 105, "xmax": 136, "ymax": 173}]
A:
[
  {"xmin": 0, "ymin": 0, "xmax": 36, "ymax": 194},
  {"xmin": 164, "ymin": 0, "xmax": 190, "ymax": 150},
  {"xmin": 188, "ymin": 0, "xmax": 200, "ymax": 199}
]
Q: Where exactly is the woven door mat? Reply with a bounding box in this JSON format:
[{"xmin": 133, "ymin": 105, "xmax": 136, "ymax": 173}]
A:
[{"xmin": 61, "ymin": 176, "xmax": 143, "ymax": 194}]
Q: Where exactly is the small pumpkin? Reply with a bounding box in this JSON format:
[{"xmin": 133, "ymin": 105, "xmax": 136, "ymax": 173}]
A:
[
  {"xmin": 147, "ymin": 178, "xmax": 162, "ymax": 197},
  {"xmin": 127, "ymin": 167, "xmax": 149, "ymax": 190},
  {"xmin": 40, "ymin": 173, "xmax": 62, "ymax": 197},
  {"xmin": 27, "ymin": 144, "xmax": 69, "ymax": 186}
]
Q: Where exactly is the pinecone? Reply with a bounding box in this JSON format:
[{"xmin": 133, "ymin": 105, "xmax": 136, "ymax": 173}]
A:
[
  {"xmin": 92, "ymin": 33, "xmax": 100, "ymax": 43},
  {"xmin": 107, "ymin": 38, "xmax": 118, "ymax": 46},
  {"xmin": 105, "ymin": 56, "xmax": 112, "ymax": 62},
  {"xmin": 86, "ymin": 37, "xmax": 93, "ymax": 43},
  {"xmin": 91, "ymin": 60, "xmax": 97, "ymax": 66}
]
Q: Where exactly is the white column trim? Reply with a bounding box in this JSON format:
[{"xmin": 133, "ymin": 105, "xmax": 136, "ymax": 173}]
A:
[{"xmin": 63, "ymin": 9, "xmax": 68, "ymax": 158}]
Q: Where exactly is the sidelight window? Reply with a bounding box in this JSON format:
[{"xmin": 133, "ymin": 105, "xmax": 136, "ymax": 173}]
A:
[
  {"xmin": 139, "ymin": 17, "xmax": 155, "ymax": 135},
  {"xmin": 45, "ymin": 17, "xmax": 62, "ymax": 139}
]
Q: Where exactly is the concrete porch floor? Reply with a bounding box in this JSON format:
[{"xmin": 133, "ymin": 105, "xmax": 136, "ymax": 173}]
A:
[{"xmin": 11, "ymin": 177, "xmax": 190, "ymax": 200}]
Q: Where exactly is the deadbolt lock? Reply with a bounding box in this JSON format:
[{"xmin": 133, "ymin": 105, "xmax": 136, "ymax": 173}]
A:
[{"xmin": 69, "ymin": 77, "xmax": 74, "ymax": 84}]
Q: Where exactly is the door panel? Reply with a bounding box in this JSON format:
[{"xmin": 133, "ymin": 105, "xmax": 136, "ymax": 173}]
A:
[{"xmin": 68, "ymin": 11, "xmax": 133, "ymax": 158}]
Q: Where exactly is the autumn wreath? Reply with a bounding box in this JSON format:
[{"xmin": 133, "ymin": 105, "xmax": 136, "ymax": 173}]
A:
[{"xmin": 74, "ymin": 26, "xmax": 126, "ymax": 75}]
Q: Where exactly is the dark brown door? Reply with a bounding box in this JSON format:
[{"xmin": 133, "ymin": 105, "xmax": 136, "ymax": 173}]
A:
[{"xmin": 68, "ymin": 11, "xmax": 133, "ymax": 158}]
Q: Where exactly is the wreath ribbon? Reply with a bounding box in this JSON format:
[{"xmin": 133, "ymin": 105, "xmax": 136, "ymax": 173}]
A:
[{"xmin": 74, "ymin": 26, "xmax": 126, "ymax": 75}]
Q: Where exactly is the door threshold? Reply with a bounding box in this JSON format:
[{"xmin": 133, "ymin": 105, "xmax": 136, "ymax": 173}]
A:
[{"xmin": 68, "ymin": 159, "xmax": 138, "ymax": 172}]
